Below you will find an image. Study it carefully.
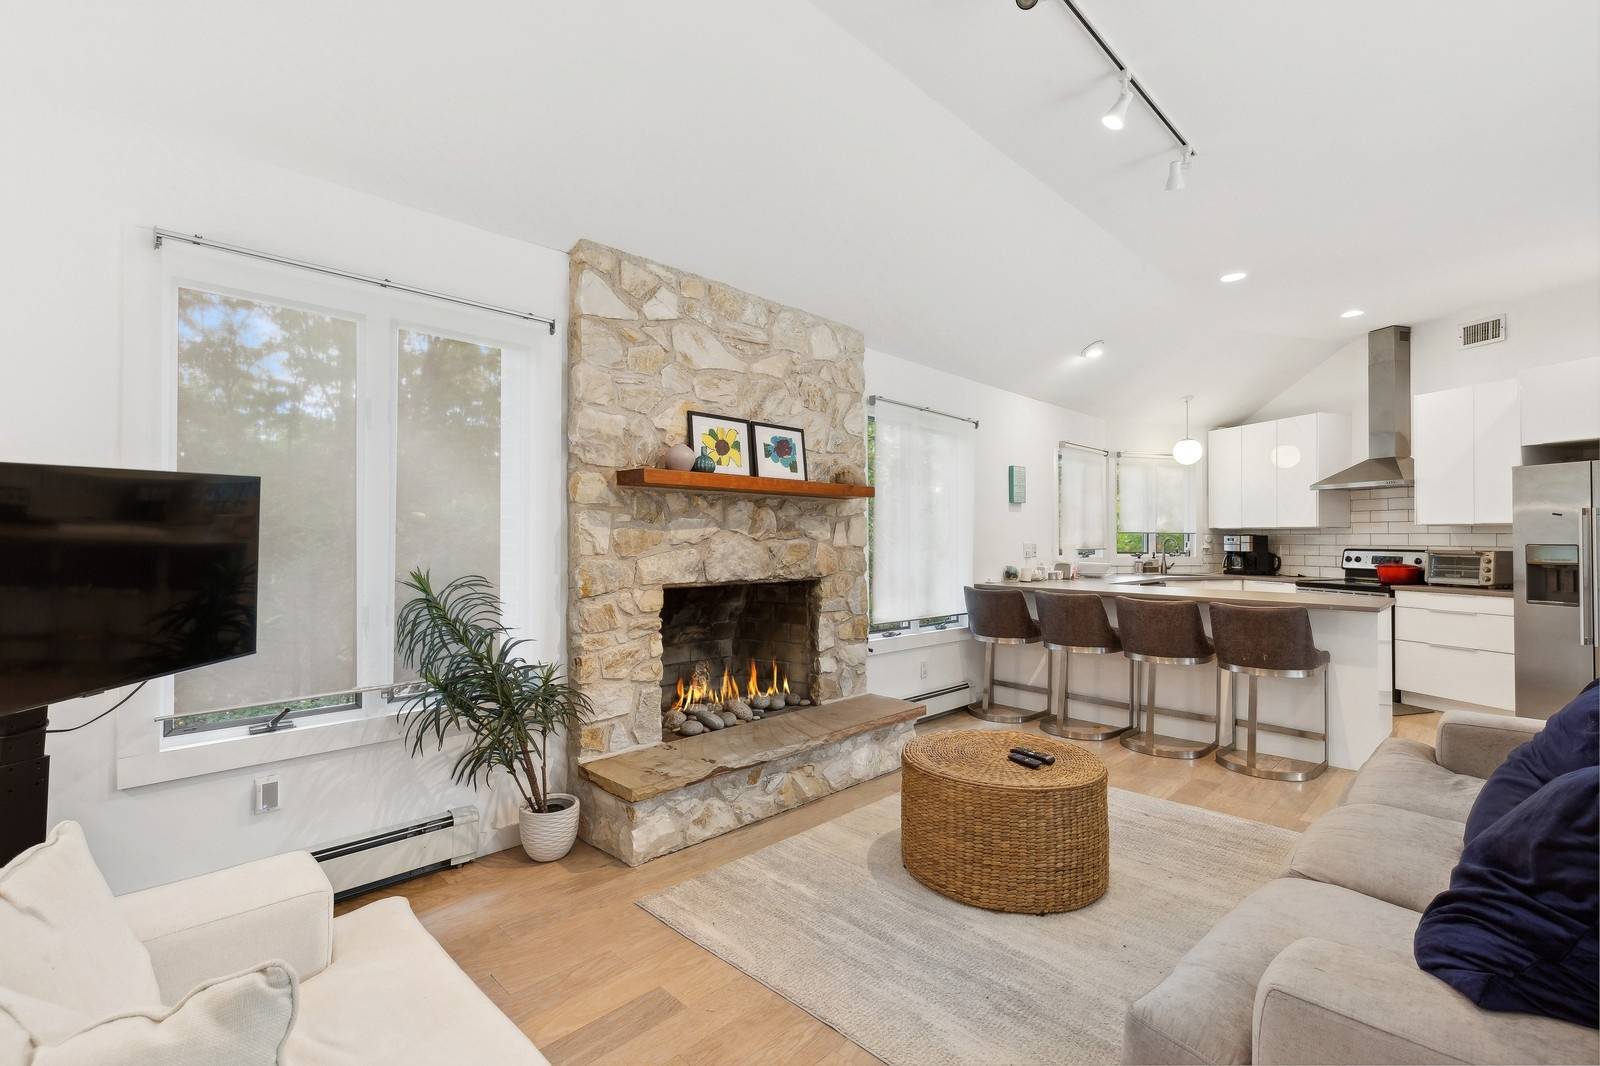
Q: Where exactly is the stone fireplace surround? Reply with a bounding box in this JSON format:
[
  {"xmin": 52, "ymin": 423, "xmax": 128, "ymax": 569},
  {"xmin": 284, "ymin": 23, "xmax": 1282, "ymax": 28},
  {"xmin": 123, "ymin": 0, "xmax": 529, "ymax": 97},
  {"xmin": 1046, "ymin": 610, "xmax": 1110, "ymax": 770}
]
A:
[{"xmin": 562, "ymin": 240, "xmax": 914, "ymax": 865}]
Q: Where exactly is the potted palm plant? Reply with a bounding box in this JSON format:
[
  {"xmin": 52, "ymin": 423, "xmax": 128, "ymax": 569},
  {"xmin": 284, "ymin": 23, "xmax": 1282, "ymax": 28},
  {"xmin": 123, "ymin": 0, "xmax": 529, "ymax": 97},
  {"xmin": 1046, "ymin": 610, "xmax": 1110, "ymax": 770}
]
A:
[{"xmin": 394, "ymin": 569, "xmax": 593, "ymax": 862}]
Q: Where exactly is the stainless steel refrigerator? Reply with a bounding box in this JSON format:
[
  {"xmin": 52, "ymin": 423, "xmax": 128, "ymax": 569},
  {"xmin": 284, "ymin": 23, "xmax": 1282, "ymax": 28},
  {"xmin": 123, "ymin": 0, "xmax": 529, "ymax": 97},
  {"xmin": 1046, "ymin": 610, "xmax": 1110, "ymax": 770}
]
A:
[{"xmin": 1513, "ymin": 461, "xmax": 1600, "ymax": 718}]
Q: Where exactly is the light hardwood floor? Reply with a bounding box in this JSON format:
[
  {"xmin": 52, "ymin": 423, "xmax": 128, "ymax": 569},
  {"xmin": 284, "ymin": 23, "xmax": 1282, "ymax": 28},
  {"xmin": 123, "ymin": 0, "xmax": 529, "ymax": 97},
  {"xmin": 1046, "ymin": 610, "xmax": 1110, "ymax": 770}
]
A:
[{"xmin": 342, "ymin": 709, "xmax": 1443, "ymax": 1065}]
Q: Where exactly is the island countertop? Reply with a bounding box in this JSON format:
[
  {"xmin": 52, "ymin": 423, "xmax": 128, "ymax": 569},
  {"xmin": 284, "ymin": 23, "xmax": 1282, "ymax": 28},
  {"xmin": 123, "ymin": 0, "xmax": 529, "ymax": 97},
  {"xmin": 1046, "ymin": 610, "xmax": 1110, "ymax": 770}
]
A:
[{"xmin": 975, "ymin": 573, "xmax": 1393, "ymax": 613}]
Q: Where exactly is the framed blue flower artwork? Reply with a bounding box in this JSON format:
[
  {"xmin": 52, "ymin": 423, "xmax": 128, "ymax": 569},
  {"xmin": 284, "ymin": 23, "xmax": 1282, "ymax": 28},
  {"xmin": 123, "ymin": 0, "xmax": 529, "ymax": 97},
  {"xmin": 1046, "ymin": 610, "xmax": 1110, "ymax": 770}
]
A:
[{"xmin": 751, "ymin": 422, "xmax": 807, "ymax": 480}]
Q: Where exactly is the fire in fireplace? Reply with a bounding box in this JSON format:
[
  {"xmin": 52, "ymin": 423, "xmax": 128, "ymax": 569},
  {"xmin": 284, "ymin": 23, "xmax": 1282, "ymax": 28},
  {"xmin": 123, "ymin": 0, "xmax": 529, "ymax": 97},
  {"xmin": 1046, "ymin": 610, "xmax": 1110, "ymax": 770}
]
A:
[{"xmin": 658, "ymin": 580, "xmax": 818, "ymax": 739}]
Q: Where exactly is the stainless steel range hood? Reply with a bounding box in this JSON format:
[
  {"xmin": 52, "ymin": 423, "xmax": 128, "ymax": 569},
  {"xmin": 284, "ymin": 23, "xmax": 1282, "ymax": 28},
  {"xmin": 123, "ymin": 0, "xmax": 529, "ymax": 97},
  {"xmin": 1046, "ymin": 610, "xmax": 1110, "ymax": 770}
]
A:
[{"xmin": 1311, "ymin": 325, "xmax": 1414, "ymax": 490}]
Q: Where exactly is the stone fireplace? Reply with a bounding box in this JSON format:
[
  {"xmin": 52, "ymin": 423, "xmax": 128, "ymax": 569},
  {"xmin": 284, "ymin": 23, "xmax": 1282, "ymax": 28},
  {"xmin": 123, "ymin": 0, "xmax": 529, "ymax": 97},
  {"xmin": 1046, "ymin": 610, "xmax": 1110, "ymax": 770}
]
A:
[{"xmin": 562, "ymin": 240, "xmax": 916, "ymax": 865}]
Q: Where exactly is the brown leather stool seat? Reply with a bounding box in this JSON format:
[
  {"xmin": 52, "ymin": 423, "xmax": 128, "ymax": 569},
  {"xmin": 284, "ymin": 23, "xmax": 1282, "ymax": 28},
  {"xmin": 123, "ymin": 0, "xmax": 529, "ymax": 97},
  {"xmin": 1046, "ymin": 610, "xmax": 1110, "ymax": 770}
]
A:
[
  {"xmin": 1034, "ymin": 591, "xmax": 1130, "ymax": 742},
  {"xmin": 1114, "ymin": 597, "xmax": 1219, "ymax": 760},
  {"xmin": 1209, "ymin": 603, "xmax": 1331, "ymax": 781},
  {"xmin": 964, "ymin": 586, "xmax": 1045, "ymax": 724}
]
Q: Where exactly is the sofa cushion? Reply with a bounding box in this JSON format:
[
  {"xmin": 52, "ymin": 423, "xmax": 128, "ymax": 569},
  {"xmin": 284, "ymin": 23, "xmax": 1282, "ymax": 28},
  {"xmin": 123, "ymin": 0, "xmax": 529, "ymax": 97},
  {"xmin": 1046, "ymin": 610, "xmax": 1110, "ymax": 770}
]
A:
[
  {"xmin": 1342, "ymin": 737, "xmax": 1484, "ymax": 823},
  {"xmin": 1283, "ymin": 802, "xmax": 1463, "ymax": 912},
  {"xmin": 1123, "ymin": 878, "xmax": 1421, "ymax": 1066},
  {"xmin": 0, "ymin": 822, "xmax": 163, "ymax": 1044},
  {"xmin": 15, "ymin": 962, "xmax": 297, "ymax": 1066},
  {"xmin": 1416, "ymin": 766, "xmax": 1599, "ymax": 1029},
  {"xmin": 1465, "ymin": 680, "xmax": 1599, "ymax": 843},
  {"xmin": 285, "ymin": 897, "xmax": 547, "ymax": 1066}
]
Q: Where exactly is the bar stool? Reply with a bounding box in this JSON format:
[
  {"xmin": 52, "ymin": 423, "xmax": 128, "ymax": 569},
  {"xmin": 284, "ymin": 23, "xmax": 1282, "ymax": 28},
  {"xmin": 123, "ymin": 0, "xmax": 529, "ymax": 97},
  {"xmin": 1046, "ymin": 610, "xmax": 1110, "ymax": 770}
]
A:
[
  {"xmin": 964, "ymin": 586, "xmax": 1045, "ymax": 724},
  {"xmin": 1034, "ymin": 591, "xmax": 1131, "ymax": 741},
  {"xmin": 1209, "ymin": 603, "xmax": 1330, "ymax": 782},
  {"xmin": 1115, "ymin": 597, "xmax": 1219, "ymax": 760}
]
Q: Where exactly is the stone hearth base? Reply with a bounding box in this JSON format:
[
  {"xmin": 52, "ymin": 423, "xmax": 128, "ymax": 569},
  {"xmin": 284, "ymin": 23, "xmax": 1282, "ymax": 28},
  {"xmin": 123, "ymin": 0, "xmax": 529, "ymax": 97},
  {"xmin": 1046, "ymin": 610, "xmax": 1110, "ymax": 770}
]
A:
[{"xmin": 575, "ymin": 695, "xmax": 921, "ymax": 866}]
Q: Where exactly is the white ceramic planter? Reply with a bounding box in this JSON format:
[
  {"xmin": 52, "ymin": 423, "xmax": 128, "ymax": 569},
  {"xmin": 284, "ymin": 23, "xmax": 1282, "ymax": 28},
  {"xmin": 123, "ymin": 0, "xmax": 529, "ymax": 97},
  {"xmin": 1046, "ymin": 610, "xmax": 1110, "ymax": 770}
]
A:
[{"xmin": 519, "ymin": 794, "xmax": 580, "ymax": 862}]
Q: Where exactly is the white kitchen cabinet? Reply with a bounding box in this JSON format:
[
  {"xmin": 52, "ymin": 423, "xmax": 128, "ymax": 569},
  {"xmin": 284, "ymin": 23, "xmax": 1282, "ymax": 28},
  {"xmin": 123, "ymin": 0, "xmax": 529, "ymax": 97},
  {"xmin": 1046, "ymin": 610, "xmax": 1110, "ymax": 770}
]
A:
[
  {"xmin": 1241, "ymin": 421, "xmax": 1278, "ymax": 527},
  {"xmin": 1394, "ymin": 590, "xmax": 1515, "ymax": 711},
  {"xmin": 1274, "ymin": 414, "xmax": 1321, "ymax": 528},
  {"xmin": 1413, "ymin": 386, "xmax": 1475, "ymax": 525},
  {"xmin": 1209, "ymin": 412, "xmax": 1350, "ymax": 529},
  {"xmin": 1472, "ymin": 381, "xmax": 1520, "ymax": 524},
  {"xmin": 1206, "ymin": 426, "xmax": 1242, "ymax": 529},
  {"xmin": 1519, "ymin": 357, "xmax": 1600, "ymax": 446},
  {"xmin": 1413, "ymin": 379, "xmax": 1520, "ymax": 526}
]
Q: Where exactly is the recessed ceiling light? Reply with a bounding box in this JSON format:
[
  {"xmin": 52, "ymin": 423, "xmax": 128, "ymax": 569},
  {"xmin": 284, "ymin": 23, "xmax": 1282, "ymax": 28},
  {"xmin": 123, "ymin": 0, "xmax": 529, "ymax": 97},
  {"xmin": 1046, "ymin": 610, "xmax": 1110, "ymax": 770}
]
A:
[
  {"xmin": 1340, "ymin": 309, "xmax": 1365, "ymax": 319},
  {"xmin": 1081, "ymin": 340, "xmax": 1106, "ymax": 359},
  {"xmin": 1219, "ymin": 271, "xmax": 1248, "ymax": 283}
]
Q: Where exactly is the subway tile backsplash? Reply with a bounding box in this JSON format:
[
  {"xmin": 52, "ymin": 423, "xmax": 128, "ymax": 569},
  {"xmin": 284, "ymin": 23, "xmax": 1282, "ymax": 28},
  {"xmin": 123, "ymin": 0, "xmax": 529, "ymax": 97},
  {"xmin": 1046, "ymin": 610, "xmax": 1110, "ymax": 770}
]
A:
[{"xmin": 1212, "ymin": 486, "xmax": 1512, "ymax": 578}]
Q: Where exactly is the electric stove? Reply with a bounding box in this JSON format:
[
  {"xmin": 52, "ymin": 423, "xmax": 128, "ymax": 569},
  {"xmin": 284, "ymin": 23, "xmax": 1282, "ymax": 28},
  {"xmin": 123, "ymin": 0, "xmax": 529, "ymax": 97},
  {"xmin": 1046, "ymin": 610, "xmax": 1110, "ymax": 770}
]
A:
[{"xmin": 1294, "ymin": 548, "xmax": 1429, "ymax": 597}]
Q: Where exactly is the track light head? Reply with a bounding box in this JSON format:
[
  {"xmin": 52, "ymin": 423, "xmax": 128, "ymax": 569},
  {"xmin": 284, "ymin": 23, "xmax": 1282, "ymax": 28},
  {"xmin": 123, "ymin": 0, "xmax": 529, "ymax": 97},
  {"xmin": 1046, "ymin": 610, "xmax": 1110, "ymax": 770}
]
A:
[
  {"xmin": 1164, "ymin": 148, "xmax": 1193, "ymax": 192},
  {"xmin": 1101, "ymin": 76, "xmax": 1134, "ymax": 130},
  {"xmin": 1015, "ymin": 0, "xmax": 1040, "ymax": 8}
]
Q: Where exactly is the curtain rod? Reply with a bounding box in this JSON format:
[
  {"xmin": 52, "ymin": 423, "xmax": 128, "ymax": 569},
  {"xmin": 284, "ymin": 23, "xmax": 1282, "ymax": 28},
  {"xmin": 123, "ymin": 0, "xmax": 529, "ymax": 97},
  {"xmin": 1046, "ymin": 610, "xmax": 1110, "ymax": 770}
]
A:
[
  {"xmin": 152, "ymin": 227, "xmax": 558, "ymax": 335},
  {"xmin": 1059, "ymin": 439, "xmax": 1109, "ymax": 457},
  {"xmin": 867, "ymin": 395, "xmax": 979, "ymax": 429}
]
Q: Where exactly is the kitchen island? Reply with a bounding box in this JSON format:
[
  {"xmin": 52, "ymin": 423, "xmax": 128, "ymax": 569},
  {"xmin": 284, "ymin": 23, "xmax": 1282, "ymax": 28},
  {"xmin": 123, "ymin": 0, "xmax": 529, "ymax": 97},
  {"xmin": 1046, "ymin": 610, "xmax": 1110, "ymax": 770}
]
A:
[{"xmin": 973, "ymin": 574, "xmax": 1393, "ymax": 770}]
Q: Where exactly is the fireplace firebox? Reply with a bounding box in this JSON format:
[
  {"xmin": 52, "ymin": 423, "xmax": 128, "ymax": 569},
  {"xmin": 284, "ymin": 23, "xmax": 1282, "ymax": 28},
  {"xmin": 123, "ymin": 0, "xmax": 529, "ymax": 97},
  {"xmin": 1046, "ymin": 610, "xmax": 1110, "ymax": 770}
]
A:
[{"xmin": 658, "ymin": 580, "xmax": 818, "ymax": 729}]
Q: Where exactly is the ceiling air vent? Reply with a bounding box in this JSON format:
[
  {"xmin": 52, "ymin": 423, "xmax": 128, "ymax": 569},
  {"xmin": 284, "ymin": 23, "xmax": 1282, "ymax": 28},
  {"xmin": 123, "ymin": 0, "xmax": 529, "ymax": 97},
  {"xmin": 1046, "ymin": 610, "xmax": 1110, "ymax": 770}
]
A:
[{"xmin": 1459, "ymin": 314, "xmax": 1507, "ymax": 349}]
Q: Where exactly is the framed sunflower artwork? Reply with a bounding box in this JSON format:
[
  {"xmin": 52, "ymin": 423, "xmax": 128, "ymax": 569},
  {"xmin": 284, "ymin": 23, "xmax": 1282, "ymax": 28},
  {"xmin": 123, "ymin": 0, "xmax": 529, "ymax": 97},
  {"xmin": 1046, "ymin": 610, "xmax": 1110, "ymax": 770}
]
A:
[
  {"xmin": 686, "ymin": 411, "xmax": 753, "ymax": 477},
  {"xmin": 751, "ymin": 421, "xmax": 808, "ymax": 481}
]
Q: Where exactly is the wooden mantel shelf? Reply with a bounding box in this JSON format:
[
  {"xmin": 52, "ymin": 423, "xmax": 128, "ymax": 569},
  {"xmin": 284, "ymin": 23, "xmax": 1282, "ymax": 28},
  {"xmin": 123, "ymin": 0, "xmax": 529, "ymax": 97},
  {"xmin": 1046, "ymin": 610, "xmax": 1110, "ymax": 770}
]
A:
[{"xmin": 616, "ymin": 468, "xmax": 873, "ymax": 499}]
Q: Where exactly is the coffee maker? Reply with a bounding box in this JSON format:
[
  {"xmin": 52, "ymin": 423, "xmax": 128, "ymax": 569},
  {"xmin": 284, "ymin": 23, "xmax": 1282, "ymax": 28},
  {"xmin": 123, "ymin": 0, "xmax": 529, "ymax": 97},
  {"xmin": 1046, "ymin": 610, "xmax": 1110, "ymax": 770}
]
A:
[{"xmin": 1222, "ymin": 534, "xmax": 1280, "ymax": 576}]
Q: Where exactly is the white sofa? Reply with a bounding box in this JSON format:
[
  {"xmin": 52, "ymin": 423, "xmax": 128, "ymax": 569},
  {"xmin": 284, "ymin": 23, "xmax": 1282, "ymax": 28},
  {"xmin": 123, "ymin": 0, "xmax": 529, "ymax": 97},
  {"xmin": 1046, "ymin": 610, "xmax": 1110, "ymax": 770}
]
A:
[{"xmin": 71, "ymin": 843, "xmax": 546, "ymax": 1065}]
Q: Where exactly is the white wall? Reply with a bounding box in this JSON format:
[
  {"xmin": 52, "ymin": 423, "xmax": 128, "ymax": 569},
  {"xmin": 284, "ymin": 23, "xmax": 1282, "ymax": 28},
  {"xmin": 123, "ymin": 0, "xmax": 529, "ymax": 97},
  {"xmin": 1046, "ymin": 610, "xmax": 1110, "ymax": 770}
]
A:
[
  {"xmin": 862, "ymin": 348, "xmax": 1105, "ymax": 711},
  {"xmin": 0, "ymin": 108, "xmax": 570, "ymax": 892},
  {"xmin": 1246, "ymin": 280, "xmax": 1600, "ymax": 458}
]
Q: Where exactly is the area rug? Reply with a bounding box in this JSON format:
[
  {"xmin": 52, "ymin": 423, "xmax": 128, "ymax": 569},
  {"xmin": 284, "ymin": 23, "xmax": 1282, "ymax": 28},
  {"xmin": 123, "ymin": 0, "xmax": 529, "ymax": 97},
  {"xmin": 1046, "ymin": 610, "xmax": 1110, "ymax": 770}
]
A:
[{"xmin": 638, "ymin": 789, "xmax": 1298, "ymax": 1066}]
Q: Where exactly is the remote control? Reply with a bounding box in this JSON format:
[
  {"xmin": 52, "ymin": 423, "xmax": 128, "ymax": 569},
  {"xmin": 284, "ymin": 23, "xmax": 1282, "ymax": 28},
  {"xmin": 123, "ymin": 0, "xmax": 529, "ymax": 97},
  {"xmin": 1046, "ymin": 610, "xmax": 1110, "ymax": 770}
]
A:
[
  {"xmin": 1010, "ymin": 746, "xmax": 1056, "ymax": 765},
  {"xmin": 1008, "ymin": 752, "xmax": 1043, "ymax": 769}
]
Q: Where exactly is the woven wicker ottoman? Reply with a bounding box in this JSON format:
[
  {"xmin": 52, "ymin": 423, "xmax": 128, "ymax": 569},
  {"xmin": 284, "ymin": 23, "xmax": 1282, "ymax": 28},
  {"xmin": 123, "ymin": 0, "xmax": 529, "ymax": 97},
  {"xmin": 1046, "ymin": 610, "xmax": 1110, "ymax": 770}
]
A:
[{"xmin": 900, "ymin": 729, "xmax": 1109, "ymax": 914}]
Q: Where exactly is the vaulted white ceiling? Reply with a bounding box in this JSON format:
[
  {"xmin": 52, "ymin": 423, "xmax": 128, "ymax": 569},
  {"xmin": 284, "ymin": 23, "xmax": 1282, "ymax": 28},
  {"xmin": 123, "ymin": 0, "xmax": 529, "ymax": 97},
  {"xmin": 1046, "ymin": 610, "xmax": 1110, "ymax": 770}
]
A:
[{"xmin": 7, "ymin": 1, "xmax": 1596, "ymax": 427}]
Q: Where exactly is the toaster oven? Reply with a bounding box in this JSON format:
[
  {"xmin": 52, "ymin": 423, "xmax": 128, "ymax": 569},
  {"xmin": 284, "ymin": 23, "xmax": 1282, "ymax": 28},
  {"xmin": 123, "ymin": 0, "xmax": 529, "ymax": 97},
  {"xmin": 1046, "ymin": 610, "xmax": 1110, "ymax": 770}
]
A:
[{"xmin": 1426, "ymin": 548, "xmax": 1512, "ymax": 588}]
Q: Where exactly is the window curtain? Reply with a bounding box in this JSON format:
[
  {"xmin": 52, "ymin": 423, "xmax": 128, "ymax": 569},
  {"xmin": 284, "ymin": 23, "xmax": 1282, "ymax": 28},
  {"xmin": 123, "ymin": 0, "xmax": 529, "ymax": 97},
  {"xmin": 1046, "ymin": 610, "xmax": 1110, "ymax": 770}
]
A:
[
  {"xmin": 869, "ymin": 404, "xmax": 975, "ymax": 623},
  {"xmin": 1057, "ymin": 445, "xmax": 1108, "ymax": 556},
  {"xmin": 1117, "ymin": 453, "xmax": 1199, "ymax": 533}
]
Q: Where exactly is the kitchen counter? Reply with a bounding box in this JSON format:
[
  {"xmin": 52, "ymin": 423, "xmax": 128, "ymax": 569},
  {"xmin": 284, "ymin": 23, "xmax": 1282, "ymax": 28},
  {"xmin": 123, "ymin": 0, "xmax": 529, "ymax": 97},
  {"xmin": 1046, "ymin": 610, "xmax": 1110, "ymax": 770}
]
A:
[
  {"xmin": 972, "ymin": 573, "xmax": 1396, "ymax": 770},
  {"xmin": 977, "ymin": 573, "xmax": 1393, "ymax": 612}
]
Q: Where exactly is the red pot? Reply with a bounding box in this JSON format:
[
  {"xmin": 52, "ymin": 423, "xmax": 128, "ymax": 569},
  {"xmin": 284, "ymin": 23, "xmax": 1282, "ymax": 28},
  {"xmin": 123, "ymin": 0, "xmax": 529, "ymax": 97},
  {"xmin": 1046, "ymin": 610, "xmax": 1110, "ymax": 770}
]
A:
[{"xmin": 1376, "ymin": 563, "xmax": 1424, "ymax": 585}]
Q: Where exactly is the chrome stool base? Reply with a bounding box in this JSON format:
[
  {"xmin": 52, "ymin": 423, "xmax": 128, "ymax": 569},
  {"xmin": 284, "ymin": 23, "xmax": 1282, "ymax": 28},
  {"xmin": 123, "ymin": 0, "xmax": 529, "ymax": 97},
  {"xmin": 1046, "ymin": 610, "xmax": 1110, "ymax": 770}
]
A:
[
  {"xmin": 1120, "ymin": 732, "xmax": 1217, "ymax": 760},
  {"xmin": 967, "ymin": 703, "xmax": 1047, "ymax": 724},
  {"xmin": 1215, "ymin": 667, "xmax": 1330, "ymax": 782},
  {"xmin": 1215, "ymin": 747, "xmax": 1327, "ymax": 782},
  {"xmin": 1040, "ymin": 715, "xmax": 1128, "ymax": 741},
  {"xmin": 1117, "ymin": 655, "xmax": 1218, "ymax": 761}
]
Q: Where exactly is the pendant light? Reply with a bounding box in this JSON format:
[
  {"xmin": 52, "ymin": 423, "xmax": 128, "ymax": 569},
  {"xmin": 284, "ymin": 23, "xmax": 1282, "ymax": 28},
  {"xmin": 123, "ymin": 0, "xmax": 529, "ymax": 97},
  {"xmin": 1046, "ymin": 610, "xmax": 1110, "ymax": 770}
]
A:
[{"xmin": 1172, "ymin": 395, "xmax": 1203, "ymax": 465}]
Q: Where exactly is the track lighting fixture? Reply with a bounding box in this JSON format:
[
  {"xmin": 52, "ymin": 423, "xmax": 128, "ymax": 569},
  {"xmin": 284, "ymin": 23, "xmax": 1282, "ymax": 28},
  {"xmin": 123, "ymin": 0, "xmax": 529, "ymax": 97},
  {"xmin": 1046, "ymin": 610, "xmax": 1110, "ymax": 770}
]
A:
[
  {"xmin": 1101, "ymin": 75, "xmax": 1134, "ymax": 131},
  {"xmin": 1016, "ymin": 0, "xmax": 1196, "ymax": 192},
  {"xmin": 1164, "ymin": 148, "xmax": 1193, "ymax": 192}
]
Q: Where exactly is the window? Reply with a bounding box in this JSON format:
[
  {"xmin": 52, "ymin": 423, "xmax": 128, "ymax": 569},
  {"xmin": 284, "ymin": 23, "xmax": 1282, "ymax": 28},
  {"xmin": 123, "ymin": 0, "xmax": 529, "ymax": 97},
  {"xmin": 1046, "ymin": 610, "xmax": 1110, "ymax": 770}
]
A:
[
  {"xmin": 1115, "ymin": 453, "xmax": 1199, "ymax": 557},
  {"xmin": 868, "ymin": 404, "xmax": 975, "ymax": 631},
  {"xmin": 159, "ymin": 248, "xmax": 535, "ymax": 739},
  {"xmin": 1057, "ymin": 443, "xmax": 1108, "ymax": 559}
]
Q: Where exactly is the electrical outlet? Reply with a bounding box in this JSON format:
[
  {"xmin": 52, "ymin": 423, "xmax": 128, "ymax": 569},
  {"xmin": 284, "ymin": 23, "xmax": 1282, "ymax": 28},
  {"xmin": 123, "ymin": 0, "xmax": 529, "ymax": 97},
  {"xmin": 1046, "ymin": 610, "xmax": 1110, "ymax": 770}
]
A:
[
  {"xmin": 919, "ymin": 660, "xmax": 928, "ymax": 681},
  {"xmin": 253, "ymin": 775, "xmax": 280, "ymax": 815}
]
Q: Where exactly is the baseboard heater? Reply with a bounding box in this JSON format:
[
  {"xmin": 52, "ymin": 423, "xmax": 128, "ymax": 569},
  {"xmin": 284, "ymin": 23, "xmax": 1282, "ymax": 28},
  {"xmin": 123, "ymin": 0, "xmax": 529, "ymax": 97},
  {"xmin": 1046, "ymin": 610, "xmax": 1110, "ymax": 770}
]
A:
[
  {"xmin": 906, "ymin": 682, "xmax": 972, "ymax": 718},
  {"xmin": 311, "ymin": 806, "xmax": 479, "ymax": 902}
]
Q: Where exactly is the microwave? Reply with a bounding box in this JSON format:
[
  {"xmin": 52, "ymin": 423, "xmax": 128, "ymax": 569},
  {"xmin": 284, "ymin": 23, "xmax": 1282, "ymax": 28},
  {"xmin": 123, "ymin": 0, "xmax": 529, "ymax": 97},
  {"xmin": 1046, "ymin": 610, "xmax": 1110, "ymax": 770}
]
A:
[{"xmin": 1426, "ymin": 548, "xmax": 1511, "ymax": 588}]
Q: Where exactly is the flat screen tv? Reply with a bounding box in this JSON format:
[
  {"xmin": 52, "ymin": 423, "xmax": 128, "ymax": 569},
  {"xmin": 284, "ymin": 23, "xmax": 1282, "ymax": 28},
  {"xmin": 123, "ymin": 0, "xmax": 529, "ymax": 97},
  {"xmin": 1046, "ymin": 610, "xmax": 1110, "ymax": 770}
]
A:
[{"xmin": 0, "ymin": 462, "xmax": 260, "ymax": 715}]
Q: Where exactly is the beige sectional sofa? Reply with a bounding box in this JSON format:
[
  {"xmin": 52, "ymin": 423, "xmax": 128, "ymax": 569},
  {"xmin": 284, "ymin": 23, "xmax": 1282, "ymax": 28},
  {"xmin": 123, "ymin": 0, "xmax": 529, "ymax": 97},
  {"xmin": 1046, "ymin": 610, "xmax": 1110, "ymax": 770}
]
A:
[{"xmin": 1124, "ymin": 710, "xmax": 1600, "ymax": 1065}]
